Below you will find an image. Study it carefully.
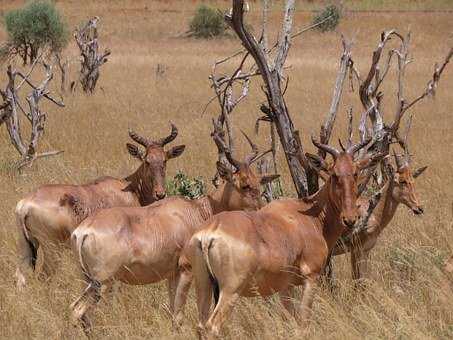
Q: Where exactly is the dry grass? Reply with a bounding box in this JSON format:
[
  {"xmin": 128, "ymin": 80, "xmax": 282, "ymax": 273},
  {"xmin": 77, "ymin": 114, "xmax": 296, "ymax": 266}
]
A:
[{"xmin": 0, "ymin": 1, "xmax": 452, "ymax": 339}]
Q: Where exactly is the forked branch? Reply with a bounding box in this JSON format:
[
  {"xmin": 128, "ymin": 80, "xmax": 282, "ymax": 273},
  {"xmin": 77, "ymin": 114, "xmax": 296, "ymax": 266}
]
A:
[
  {"xmin": 74, "ymin": 17, "xmax": 111, "ymax": 94},
  {"xmin": 0, "ymin": 57, "xmax": 64, "ymax": 169},
  {"xmin": 226, "ymin": 0, "xmax": 311, "ymax": 196}
]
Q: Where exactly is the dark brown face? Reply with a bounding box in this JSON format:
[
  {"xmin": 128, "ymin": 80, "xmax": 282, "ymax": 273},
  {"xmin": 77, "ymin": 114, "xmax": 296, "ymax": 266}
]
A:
[
  {"xmin": 392, "ymin": 165, "xmax": 425, "ymax": 215},
  {"xmin": 127, "ymin": 142, "xmax": 185, "ymax": 201},
  {"xmin": 143, "ymin": 146, "xmax": 167, "ymax": 200},
  {"xmin": 329, "ymin": 153, "xmax": 360, "ymax": 228}
]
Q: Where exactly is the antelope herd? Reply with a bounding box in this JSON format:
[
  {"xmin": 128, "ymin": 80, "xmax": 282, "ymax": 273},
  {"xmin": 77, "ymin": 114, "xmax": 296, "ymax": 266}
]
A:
[{"xmin": 8, "ymin": 0, "xmax": 452, "ymax": 339}]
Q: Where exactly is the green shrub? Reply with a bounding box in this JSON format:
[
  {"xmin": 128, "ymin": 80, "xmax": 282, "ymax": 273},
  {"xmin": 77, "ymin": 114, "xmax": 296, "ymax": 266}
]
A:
[
  {"xmin": 166, "ymin": 171, "xmax": 206, "ymax": 199},
  {"xmin": 312, "ymin": 4, "xmax": 341, "ymax": 32},
  {"xmin": 3, "ymin": 1, "xmax": 69, "ymax": 64},
  {"xmin": 189, "ymin": 4, "xmax": 227, "ymax": 38}
]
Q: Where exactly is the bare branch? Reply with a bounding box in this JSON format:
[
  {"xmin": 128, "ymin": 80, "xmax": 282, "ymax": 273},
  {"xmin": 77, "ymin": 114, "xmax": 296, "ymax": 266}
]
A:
[
  {"xmin": 347, "ymin": 108, "xmax": 353, "ymax": 148},
  {"xmin": 15, "ymin": 51, "xmax": 44, "ymax": 91},
  {"xmin": 394, "ymin": 46, "xmax": 453, "ymax": 127},
  {"xmin": 319, "ymin": 36, "xmax": 353, "ymax": 157},
  {"xmin": 274, "ymin": 0, "xmax": 296, "ymax": 75},
  {"xmin": 74, "ymin": 16, "xmax": 110, "ymax": 93},
  {"xmin": 226, "ymin": 0, "xmax": 310, "ymax": 196}
]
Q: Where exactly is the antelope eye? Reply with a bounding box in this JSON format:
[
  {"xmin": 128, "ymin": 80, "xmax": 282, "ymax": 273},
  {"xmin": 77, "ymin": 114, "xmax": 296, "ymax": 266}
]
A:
[{"xmin": 241, "ymin": 184, "xmax": 252, "ymax": 191}]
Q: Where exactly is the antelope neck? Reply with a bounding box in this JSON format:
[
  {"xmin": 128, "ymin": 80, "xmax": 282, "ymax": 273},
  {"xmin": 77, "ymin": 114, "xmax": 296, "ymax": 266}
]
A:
[
  {"xmin": 305, "ymin": 179, "xmax": 349, "ymax": 251},
  {"xmin": 124, "ymin": 164, "xmax": 155, "ymax": 206},
  {"xmin": 369, "ymin": 180, "xmax": 399, "ymax": 233},
  {"xmin": 205, "ymin": 181, "xmax": 235, "ymax": 215}
]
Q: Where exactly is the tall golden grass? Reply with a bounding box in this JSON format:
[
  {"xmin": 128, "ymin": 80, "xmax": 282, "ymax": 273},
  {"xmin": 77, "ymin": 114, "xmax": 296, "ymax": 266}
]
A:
[{"xmin": 0, "ymin": 1, "xmax": 452, "ymax": 339}]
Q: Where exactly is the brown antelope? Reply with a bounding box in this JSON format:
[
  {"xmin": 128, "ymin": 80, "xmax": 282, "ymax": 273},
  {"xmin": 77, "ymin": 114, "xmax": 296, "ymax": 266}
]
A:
[
  {"xmin": 186, "ymin": 137, "xmax": 382, "ymax": 339},
  {"xmin": 330, "ymin": 150, "xmax": 427, "ymax": 282},
  {"xmin": 69, "ymin": 132, "xmax": 279, "ymax": 332},
  {"xmin": 14, "ymin": 124, "xmax": 185, "ymax": 288}
]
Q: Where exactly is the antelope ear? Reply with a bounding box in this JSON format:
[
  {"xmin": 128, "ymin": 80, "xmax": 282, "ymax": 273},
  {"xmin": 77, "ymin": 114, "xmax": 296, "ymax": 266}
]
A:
[
  {"xmin": 166, "ymin": 145, "xmax": 186, "ymax": 159},
  {"xmin": 305, "ymin": 153, "xmax": 329, "ymax": 172},
  {"xmin": 412, "ymin": 166, "xmax": 427, "ymax": 178},
  {"xmin": 126, "ymin": 143, "xmax": 143, "ymax": 160},
  {"xmin": 216, "ymin": 161, "xmax": 233, "ymax": 181},
  {"xmin": 260, "ymin": 174, "xmax": 280, "ymax": 185}
]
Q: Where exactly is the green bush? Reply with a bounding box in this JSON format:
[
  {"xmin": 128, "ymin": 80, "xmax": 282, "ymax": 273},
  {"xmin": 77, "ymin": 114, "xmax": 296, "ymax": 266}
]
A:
[
  {"xmin": 166, "ymin": 171, "xmax": 206, "ymax": 199},
  {"xmin": 3, "ymin": 1, "xmax": 69, "ymax": 64},
  {"xmin": 189, "ymin": 4, "xmax": 227, "ymax": 38},
  {"xmin": 312, "ymin": 4, "xmax": 341, "ymax": 32}
]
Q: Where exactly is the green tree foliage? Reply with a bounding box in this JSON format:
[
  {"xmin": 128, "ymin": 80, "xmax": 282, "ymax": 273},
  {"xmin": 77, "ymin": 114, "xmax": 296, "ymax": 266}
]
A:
[
  {"xmin": 312, "ymin": 4, "xmax": 341, "ymax": 32},
  {"xmin": 166, "ymin": 171, "xmax": 206, "ymax": 199},
  {"xmin": 3, "ymin": 1, "xmax": 69, "ymax": 64},
  {"xmin": 189, "ymin": 4, "xmax": 227, "ymax": 38}
]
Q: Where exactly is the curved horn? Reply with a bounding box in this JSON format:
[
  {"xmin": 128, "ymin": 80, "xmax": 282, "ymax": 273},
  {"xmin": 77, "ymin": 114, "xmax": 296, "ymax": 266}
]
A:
[
  {"xmin": 128, "ymin": 129, "xmax": 151, "ymax": 147},
  {"xmin": 338, "ymin": 139, "xmax": 346, "ymax": 152},
  {"xmin": 155, "ymin": 122, "xmax": 178, "ymax": 146},
  {"xmin": 213, "ymin": 132, "xmax": 242, "ymax": 170},
  {"xmin": 311, "ymin": 135, "xmax": 340, "ymax": 159},
  {"xmin": 393, "ymin": 149, "xmax": 407, "ymax": 169},
  {"xmin": 245, "ymin": 148, "xmax": 274, "ymax": 168},
  {"xmin": 241, "ymin": 130, "xmax": 259, "ymax": 165},
  {"xmin": 346, "ymin": 137, "xmax": 372, "ymax": 155}
]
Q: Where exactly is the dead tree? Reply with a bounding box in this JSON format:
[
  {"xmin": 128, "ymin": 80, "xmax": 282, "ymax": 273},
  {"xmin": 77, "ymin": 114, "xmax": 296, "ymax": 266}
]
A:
[
  {"xmin": 225, "ymin": 0, "xmax": 313, "ymax": 197},
  {"xmin": 55, "ymin": 53, "xmax": 70, "ymax": 94},
  {"xmin": 224, "ymin": 0, "xmax": 360, "ymax": 196},
  {"xmin": 206, "ymin": 45, "xmax": 253, "ymax": 186},
  {"xmin": 0, "ymin": 57, "xmax": 65, "ymax": 168},
  {"xmin": 74, "ymin": 17, "xmax": 111, "ymax": 94},
  {"xmin": 322, "ymin": 33, "xmax": 452, "ymax": 285}
]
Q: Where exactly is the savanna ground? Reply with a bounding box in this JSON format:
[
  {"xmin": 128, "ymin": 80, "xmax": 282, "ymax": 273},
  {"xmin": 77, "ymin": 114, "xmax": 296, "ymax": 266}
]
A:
[{"xmin": 0, "ymin": 0, "xmax": 452, "ymax": 339}]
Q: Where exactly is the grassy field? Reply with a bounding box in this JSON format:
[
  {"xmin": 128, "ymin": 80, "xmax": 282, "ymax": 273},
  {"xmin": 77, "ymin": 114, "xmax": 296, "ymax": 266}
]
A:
[{"xmin": 0, "ymin": 1, "xmax": 452, "ymax": 339}]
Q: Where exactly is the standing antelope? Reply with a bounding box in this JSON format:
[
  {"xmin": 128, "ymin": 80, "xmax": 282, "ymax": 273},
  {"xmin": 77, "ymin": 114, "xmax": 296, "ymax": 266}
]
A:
[
  {"xmin": 330, "ymin": 150, "xmax": 427, "ymax": 282},
  {"xmin": 186, "ymin": 137, "xmax": 381, "ymax": 339},
  {"xmin": 14, "ymin": 124, "xmax": 185, "ymax": 288},
  {"xmin": 69, "ymin": 132, "xmax": 279, "ymax": 332}
]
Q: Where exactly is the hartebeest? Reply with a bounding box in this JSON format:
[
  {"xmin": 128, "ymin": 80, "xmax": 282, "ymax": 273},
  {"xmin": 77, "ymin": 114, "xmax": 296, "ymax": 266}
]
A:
[
  {"xmin": 14, "ymin": 124, "xmax": 185, "ymax": 288},
  {"xmin": 187, "ymin": 137, "xmax": 381, "ymax": 338},
  {"xmin": 331, "ymin": 150, "xmax": 427, "ymax": 282},
  {"xmin": 69, "ymin": 132, "xmax": 279, "ymax": 332}
]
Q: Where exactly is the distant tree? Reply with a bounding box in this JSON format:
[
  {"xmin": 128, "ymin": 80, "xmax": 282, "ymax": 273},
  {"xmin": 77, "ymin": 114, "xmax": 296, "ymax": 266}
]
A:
[
  {"xmin": 188, "ymin": 4, "xmax": 227, "ymax": 38},
  {"xmin": 312, "ymin": 4, "xmax": 341, "ymax": 32},
  {"xmin": 3, "ymin": 1, "xmax": 69, "ymax": 65}
]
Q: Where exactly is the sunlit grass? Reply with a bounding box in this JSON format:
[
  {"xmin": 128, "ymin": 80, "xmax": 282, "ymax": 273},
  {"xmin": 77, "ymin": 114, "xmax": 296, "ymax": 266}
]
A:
[{"xmin": 0, "ymin": 1, "xmax": 452, "ymax": 339}]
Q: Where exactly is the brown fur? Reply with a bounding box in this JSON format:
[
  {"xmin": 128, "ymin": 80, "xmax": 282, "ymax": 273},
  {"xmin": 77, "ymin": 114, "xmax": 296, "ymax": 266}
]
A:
[
  {"xmin": 186, "ymin": 151, "xmax": 368, "ymax": 338},
  {"xmin": 14, "ymin": 140, "xmax": 185, "ymax": 288},
  {"xmin": 332, "ymin": 163, "xmax": 427, "ymax": 282},
  {"xmin": 69, "ymin": 162, "xmax": 278, "ymax": 332}
]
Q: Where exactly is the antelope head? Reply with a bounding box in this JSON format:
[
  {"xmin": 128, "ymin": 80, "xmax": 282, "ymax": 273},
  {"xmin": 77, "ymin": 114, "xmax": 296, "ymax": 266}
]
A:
[
  {"xmin": 311, "ymin": 136, "xmax": 382, "ymax": 229},
  {"xmin": 391, "ymin": 147, "xmax": 427, "ymax": 215},
  {"xmin": 126, "ymin": 123, "xmax": 185, "ymax": 200},
  {"xmin": 213, "ymin": 131, "xmax": 279, "ymax": 211}
]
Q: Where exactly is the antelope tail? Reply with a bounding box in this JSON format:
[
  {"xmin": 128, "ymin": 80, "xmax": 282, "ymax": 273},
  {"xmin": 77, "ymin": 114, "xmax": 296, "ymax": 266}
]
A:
[
  {"xmin": 201, "ymin": 237, "xmax": 220, "ymax": 305},
  {"xmin": 15, "ymin": 199, "xmax": 38, "ymax": 270},
  {"xmin": 78, "ymin": 234, "xmax": 93, "ymax": 282},
  {"xmin": 15, "ymin": 199, "xmax": 31, "ymax": 241}
]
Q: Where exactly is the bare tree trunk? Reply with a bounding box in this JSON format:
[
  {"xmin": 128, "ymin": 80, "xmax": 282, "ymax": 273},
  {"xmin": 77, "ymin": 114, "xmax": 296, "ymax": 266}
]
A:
[
  {"xmin": 0, "ymin": 59, "xmax": 65, "ymax": 169},
  {"xmin": 55, "ymin": 53, "xmax": 69, "ymax": 94},
  {"xmin": 227, "ymin": 0, "xmax": 311, "ymax": 197},
  {"xmin": 74, "ymin": 17, "xmax": 110, "ymax": 94}
]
